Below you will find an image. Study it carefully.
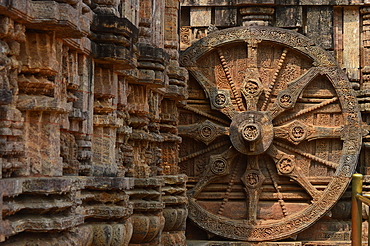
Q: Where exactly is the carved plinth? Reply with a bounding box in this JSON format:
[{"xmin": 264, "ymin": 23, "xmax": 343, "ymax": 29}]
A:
[
  {"xmin": 0, "ymin": 176, "xmax": 134, "ymax": 245},
  {"xmin": 1, "ymin": 177, "xmax": 85, "ymax": 241},
  {"xmin": 83, "ymin": 177, "xmax": 134, "ymax": 246}
]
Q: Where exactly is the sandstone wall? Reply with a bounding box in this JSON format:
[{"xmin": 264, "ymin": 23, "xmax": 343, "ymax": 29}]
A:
[{"xmin": 0, "ymin": 0, "xmax": 188, "ymax": 245}]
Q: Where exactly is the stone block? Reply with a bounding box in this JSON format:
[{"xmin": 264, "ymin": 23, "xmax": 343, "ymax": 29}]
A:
[
  {"xmin": 215, "ymin": 7, "xmax": 237, "ymax": 27},
  {"xmin": 275, "ymin": 6, "xmax": 303, "ymax": 28},
  {"xmin": 190, "ymin": 7, "xmax": 212, "ymax": 27},
  {"xmin": 343, "ymin": 6, "xmax": 360, "ymax": 81},
  {"xmin": 300, "ymin": 0, "xmax": 349, "ymax": 4},
  {"xmin": 306, "ymin": 6, "xmax": 334, "ymax": 50},
  {"xmin": 235, "ymin": 0, "xmax": 274, "ymax": 4}
]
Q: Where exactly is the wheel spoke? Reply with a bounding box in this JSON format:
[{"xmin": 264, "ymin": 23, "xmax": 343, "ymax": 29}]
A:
[
  {"xmin": 187, "ymin": 147, "xmax": 239, "ymax": 199},
  {"xmin": 217, "ymin": 48, "xmax": 246, "ymax": 111},
  {"xmin": 241, "ymin": 40, "xmax": 264, "ymax": 111},
  {"xmin": 241, "ymin": 78, "xmax": 263, "ymax": 111},
  {"xmin": 273, "ymin": 97, "xmax": 338, "ymax": 126},
  {"xmin": 274, "ymin": 119, "xmax": 343, "ymax": 145},
  {"xmin": 268, "ymin": 67, "xmax": 321, "ymax": 119},
  {"xmin": 240, "ymin": 155, "xmax": 265, "ymax": 224},
  {"xmin": 209, "ymin": 88, "xmax": 239, "ymax": 119},
  {"xmin": 217, "ymin": 161, "xmax": 243, "ymax": 216},
  {"xmin": 179, "ymin": 140, "xmax": 230, "ymax": 163},
  {"xmin": 266, "ymin": 144, "xmax": 321, "ymax": 200},
  {"xmin": 261, "ymin": 48, "xmax": 288, "ymax": 111},
  {"xmin": 183, "ymin": 105, "xmax": 230, "ymax": 125},
  {"xmin": 274, "ymin": 141, "xmax": 338, "ymax": 169},
  {"xmin": 178, "ymin": 120, "xmax": 229, "ymax": 146},
  {"xmin": 266, "ymin": 162, "xmax": 288, "ymax": 217}
]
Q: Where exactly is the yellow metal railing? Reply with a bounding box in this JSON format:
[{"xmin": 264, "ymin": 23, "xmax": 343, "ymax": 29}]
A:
[{"xmin": 352, "ymin": 173, "xmax": 370, "ymax": 246}]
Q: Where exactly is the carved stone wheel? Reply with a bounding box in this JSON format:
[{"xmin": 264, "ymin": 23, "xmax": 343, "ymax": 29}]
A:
[{"xmin": 179, "ymin": 26, "xmax": 362, "ymax": 241}]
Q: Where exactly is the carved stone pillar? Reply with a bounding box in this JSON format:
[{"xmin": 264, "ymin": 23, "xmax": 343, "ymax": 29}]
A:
[
  {"xmin": 138, "ymin": 0, "xmax": 153, "ymax": 45},
  {"xmin": 16, "ymin": 31, "xmax": 65, "ymax": 177},
  {"xmin": 239, "ymin": 7, "xmax": 274, "ymax": 27},
  {"xmin": 0, "ymin": 16, "xmax": 26, "ymax": 179},
  {"xmin": 360, "ymin": 7, "xmax": 370, "ymax": 176},
  {"xmin": 129, "ymin": 178, "xmax": 165, "ymax": 245},
  {"xmin": 115, "ymin": 75, "xmax": 132, "ymax": 177},
  {"xmin": 89, "ymin": 7, "xmax": 138, "ymax": 177},
  {"xmin": 161, "ymin": 1, "xmax": 189, "ymax": 245},
  {"xmin": 0, "ymin": 1, "xmax": 138, "ymax": 245},
  {"xmin": 59, "ymin": 46, "xmax": 94, "ymax": 176},
  {"xmin": 362, "ymin": 7, "xmax": 370, "ymax": 90},
  {"xmin": 161, "ymin": 175, "xmax": 188, "ymax": 246},
  {"xmin": 127, "ymin": 2, "xmax": 173, "ymax": 242},
  {"xmin": 91, "ymin": 66, "xmax": 121, "ymax": 176}
]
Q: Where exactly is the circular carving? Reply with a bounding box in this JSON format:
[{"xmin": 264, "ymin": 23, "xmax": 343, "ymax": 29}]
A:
[
  {"xmin": 241, "ymin": 123, "xmax": 260, "ymax": 142},
  {"xmin": 200, "ymin": 126, "xmax": 213, "ymax": 139},
  {"xmin": 180, "ymin": 26, "xmax": 362, "ymax": 242},
  {"xmin": 244, "ymin": 80, "xmax": 260, "ymax": 96},
  {"xmin": 279, "ymin": 94, "xmax": 293, "ymax": 108},
  {"xmin": 211, "ymin": 158, "xmax": 227, "ymax": 175},
  {"xmin": 215, "ymin": 93, "xmax": 227, "ymax": 107},
  {"xmin": 230, "ymin": 111, "xmax": 273, "ymax": 155},
  {"xmin": 290, "ymin": 125, "xmax": 306, "ymax": 142},
  {"xmin": 244, "ymin": 171, "xmax": 262, "ymax": 188},
  {"xmin": 277, "ymin": 157, "xmax": 295, "ymax": 174}
]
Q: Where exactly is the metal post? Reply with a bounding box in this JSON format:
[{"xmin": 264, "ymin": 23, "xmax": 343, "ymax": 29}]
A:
[{"xmin": 352, "ymin": 173, "xmax": 363, "ymax": 246}]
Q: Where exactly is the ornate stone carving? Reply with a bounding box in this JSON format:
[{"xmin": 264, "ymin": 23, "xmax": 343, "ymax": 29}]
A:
[
  {"xmin": 179, "ymin": 26, "xmax": 362, "ymax": 241},
  {"xmin": 178, "ymin": 120, "xmax": 229, "ymax": 146},
  {"xmin": 0, "ymin": 0, "xmax": 187, "ymax": 245}
]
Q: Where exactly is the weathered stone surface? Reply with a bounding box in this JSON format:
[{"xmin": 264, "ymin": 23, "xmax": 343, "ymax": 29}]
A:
[
  {"xmin": 181, "ymin": 0, "xmax": 356, "ymax": 5},
  {"xmin": 0, "ymin": 0, "xmax": 187, "ymax": 245},
  {"xmin": 275, "ymin": 6, "xmax": 302, "ymax": 28},
  {"xmin": 343, "ymin": 6, "xmax": 360, "ymax": 82},
  {"xmin": 215, "ymin": 7, "xmax": 237, "ymax": 27},
  {"xmin": 306, "ymin": 6, "xmax": 334, "ymax": 50},
  {"xmin": 1, "ymin": 0, "xmax": 370, "ymax": 245},
  {"xmin": 190, "ymin": 7, "xmax": 212, "ymax": 27}
]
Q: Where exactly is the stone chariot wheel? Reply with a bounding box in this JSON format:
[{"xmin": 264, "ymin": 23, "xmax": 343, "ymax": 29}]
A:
[{"xmin": 179, "ymin": 26, "xmax": 362, "ymax": 241}]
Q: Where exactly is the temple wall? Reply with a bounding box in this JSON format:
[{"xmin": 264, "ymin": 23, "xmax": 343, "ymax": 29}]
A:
[
  {"xmin": 0, "ymin": 0, "xmax": 188, "ymax": 245},
  {"xmin": 1, "ymin": 0, "xmax": 370, "ymax": 245}
]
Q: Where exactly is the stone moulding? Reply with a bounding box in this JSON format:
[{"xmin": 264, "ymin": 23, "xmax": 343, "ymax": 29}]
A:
[{"xmin": 0, "ymin": 176, "xmax": 134, "ymax": 240}]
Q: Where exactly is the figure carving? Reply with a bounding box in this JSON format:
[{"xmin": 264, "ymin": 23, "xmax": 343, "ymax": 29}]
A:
[
  {"xmin": 211, "ymin": 158, "xmax": 227, "ymax": 174},
  {"xmin": 215, "ymin": 93, "xmax": 227, "ymax": 106}
]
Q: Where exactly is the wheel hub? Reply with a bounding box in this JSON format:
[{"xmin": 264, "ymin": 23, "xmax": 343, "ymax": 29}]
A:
[{"xmin": 230, "ymin": 111, "xmax": 274, "ymax": 155}]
